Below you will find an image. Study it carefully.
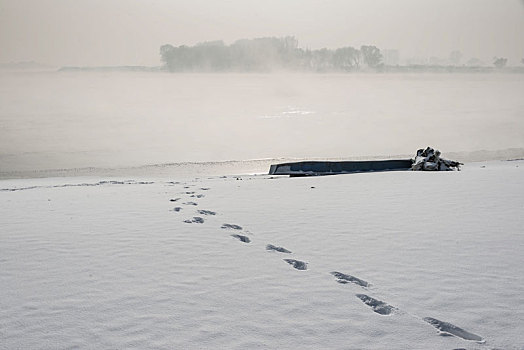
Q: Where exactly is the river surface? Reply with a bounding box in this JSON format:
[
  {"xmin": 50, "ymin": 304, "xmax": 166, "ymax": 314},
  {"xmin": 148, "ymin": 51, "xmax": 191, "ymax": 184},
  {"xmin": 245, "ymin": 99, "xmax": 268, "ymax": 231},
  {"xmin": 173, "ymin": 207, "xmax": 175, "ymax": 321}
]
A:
[{"xmin": 1, "ymin": 71, "xmax": 523, "ymax": 176}]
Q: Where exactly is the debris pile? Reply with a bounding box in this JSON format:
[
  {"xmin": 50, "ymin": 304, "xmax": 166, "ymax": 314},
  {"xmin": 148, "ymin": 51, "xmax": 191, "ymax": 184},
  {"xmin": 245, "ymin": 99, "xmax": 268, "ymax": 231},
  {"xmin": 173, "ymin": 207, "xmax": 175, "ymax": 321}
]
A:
[{"xmin": 412, "ymin": 147, "xmax": 462, "ymax": 171}]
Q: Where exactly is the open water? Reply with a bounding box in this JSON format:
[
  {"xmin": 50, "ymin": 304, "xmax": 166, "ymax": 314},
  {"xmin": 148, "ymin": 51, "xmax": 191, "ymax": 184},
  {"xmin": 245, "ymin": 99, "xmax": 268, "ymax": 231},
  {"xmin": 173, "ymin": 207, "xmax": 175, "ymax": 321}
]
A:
[{"xmin": 1, "ymin": 70, "xmax": 523, "ymax": 177}]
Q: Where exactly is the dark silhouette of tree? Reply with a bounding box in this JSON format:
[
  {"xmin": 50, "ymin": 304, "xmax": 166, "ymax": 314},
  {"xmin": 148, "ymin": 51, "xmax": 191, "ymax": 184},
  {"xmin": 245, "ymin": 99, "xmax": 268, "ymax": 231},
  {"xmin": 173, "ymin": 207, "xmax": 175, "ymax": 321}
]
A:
[
  {"xmin": 333, "ymin": 47, "xmax": 360, "ymax": 71},
  {"xmin": 493, "ymin": 57, "xmax": 507, "ymax": 68},
  {"xmin": 160, "ymin": 37, "xmax": 385, "ymax": 72},
  {"xmin": 160, "ymin": 44, "xmax": 176, "ymax": 71},
  {"xmin": 360, "ymin": 45, "xmax": 382, "ymax": 68},
  {"xmin": 308, "ymin": 48, "xmax": 334, "ymax": 71}
]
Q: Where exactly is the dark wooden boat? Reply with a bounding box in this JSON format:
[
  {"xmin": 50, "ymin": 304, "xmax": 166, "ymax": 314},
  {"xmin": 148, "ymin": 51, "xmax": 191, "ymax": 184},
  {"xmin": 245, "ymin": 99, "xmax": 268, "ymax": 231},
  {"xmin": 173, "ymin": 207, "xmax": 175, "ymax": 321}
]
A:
[{"xmin": 269, "ymin": 159, "xmax": 413, "ymax": 176}]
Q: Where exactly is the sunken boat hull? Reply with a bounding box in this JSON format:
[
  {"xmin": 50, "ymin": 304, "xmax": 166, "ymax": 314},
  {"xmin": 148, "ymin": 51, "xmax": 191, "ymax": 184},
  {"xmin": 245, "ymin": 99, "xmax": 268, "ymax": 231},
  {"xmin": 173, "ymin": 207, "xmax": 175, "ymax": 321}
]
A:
[{"xmin": 269, "ymin": 159, "xmax": 413, "ymax": 176}]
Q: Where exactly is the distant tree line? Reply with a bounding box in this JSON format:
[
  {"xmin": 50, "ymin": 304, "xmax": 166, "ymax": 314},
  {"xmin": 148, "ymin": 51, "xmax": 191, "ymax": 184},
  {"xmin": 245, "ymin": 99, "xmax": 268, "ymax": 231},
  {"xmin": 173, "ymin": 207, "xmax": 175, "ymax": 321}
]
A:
[
  {"xmin": 493, "ymin": 57, "xmax": 507, "ymax": 68},
  {"xmin": 160, "ymin": 36, "xmax": 383, "ymax": 72}
]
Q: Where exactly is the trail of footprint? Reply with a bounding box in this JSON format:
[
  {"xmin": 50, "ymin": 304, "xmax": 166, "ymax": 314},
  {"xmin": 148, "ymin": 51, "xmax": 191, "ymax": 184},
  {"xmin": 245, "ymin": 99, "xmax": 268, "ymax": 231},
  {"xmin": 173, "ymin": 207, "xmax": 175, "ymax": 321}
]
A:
[
  {"xmin": 423, "ymin": 317, "xmax": 484, "ymax": 342},
  {"xmin": 266, "ymin": 244, "xmax": 292, "ymax": 253},
  {"xmin": 186, "ymin": 184, "xmax": 459, "ymax": 343},
  {"xmin": 355, "ymin": 294, "xmax": 396, "ymax": 315},
  {"xmin": 331, "ymin": 271, "xmax": 370, "ymax": 288},
  {"xmin": 221, "ymin": 223, "xmax": 243, "ymax": 230},
  {"xmin": 174, "ymin": 182, "xmax": 484, "ymax": 347},
  {"xmin": 184, "ymin": 217, "xmax": 204, "ymax": 224},
  {"xmin": 231, "ymin": 234, "xmax": 250, "ymax": 243},
  {"xmin": 198, "ymin": 210, "xmax": 216, "ymax": 216},
  {"xmin": 284, "ymin": 259, "xmax": 308, "ymax": 271},
  {"xmin": 195, "ymin": 185, "xmax": 484, "ymax": 345}
]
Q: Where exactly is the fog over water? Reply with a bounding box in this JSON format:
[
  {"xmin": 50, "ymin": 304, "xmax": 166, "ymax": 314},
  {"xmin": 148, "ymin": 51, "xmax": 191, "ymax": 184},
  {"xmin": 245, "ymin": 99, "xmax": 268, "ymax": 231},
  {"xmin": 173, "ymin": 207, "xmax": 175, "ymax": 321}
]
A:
[
  {"xmin": 1, "ymin": 71, "xmax": 523, "ymax": 176},
  {"xmin": 1, "ymin": 0, "xmax": 524, "ymax": 66},
  {"xmin": 1, "ymin": 1, "xmax": 523, "ymax": 177},
  {"xmin": 2, "ymin": 3, "xmax": 524, "ymax": 349}
]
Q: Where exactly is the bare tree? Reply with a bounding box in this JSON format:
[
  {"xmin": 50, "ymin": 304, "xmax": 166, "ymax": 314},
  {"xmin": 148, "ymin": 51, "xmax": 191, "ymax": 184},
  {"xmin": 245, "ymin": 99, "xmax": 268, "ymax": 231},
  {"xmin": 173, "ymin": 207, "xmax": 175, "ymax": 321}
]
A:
[
  {"xmin": 333, "ymin": 47, "xmax": 360, "ymax": 70},
  {"xmin": 360, "ymin": 45, "xmax": 382, "ymax": 68},
  {"xmin": 160, "ymin": 37, "xmax": 385, "ymax": 73},
  {"xmin": 493, "ymin": 57, "xmax": 507, "ymax": 68}
]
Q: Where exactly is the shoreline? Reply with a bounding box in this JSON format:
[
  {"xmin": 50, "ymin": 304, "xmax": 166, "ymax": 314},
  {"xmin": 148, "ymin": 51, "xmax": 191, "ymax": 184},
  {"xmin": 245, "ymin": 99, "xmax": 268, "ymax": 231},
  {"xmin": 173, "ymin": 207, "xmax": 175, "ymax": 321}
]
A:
[{"xmin": 1, "ymin": 147, "xmax": 523, "ymax": 180}]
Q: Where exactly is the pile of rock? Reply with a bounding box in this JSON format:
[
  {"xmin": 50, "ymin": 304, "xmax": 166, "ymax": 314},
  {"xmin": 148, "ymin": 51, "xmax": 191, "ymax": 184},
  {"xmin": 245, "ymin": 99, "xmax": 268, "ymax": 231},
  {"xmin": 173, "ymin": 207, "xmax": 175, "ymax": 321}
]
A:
[{"xmin": 412, "ymin": 147, "xmax": 462, "ymax": 171}]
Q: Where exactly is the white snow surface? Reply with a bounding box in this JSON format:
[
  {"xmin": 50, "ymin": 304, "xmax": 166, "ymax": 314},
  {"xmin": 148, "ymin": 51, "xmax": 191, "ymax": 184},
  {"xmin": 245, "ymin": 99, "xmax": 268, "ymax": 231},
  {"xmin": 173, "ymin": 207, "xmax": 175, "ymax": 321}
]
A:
[{"xmin": 1, "ymin": 161, "xmax": 523, "ymax": 349}]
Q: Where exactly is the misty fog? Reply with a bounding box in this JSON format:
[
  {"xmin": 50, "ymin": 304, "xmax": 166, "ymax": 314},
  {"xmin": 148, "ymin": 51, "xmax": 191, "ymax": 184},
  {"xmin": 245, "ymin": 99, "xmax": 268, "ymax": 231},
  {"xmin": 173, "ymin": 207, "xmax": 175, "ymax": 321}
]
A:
[
  {"xmin": 1, "ymin": 70, "xmax": 523, "ymax": 175},
  {"xmin": 2, "ymin": 3, "xmax": 524, "ymax": 349},
  {"xmin": 0, "ymin": 0, "xmax": 523, "ymax": 176},
  {"xmin": 2, "ymin": 0, "xmax": 524, "ymax": 66}
]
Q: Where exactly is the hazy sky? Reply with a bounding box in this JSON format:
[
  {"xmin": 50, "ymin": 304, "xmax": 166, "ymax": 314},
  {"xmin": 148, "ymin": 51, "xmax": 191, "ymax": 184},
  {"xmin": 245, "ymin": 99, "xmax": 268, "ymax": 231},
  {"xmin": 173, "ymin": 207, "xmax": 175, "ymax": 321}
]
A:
[{"xmin": 1, "ymin": 0, "xmax": 523, "ymax": 66}]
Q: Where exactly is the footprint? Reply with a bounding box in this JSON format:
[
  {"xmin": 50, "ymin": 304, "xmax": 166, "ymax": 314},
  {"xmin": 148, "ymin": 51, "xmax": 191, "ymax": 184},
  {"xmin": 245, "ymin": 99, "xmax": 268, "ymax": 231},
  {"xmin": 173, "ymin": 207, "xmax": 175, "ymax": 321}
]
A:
[
  {"xmin": 221, "ymin": 224, "xmax": 243, "ymax": 230},
  {"xmin": 331, "ymin": 271, "xmax": 370, "ymax": 287},
  {"xmin": 200, "ymin": 187, "xmax": 210, "ymax": 190},
  {"xmin": 266, "ymin": 244, "xmax": 292, "ymax": 253},
  {"xmin": 184, "ymin": 217, "xmax": 204, "ymax": 224},
  {"xmin": 197, "ymin": 210, "xmax": 216, "ymax": 216},
  {"xmin": 423, "ymin": 317, "xmax": 484, "ymax": 342},
  {"xmin": 172, "ymin": 207, "xmax": 182, "ymax": 212},
  {"xmin": 183, "ymin": 202, "xmax": 198, "ymax": 206},
  {"xmin": 169, "ymin": 198, "xmax": 181, "ymax": 202},
  {"xmin": 191, "ymin": 194, "xmax": 205, "ymax": 198},
  {"xmin": 355, "ymin": 294, "xmax": 396, "ymax": 315},
  {"xmin": 231, "ymin": 234, "xmax": 250, "ymax": 243},
  {"xmin": 184, "ymin": 191, "xmax": 195, "ymax": 194},
  {"xmin": 284, "ymin": 259, "xmax": 308, "ymax": 270}
]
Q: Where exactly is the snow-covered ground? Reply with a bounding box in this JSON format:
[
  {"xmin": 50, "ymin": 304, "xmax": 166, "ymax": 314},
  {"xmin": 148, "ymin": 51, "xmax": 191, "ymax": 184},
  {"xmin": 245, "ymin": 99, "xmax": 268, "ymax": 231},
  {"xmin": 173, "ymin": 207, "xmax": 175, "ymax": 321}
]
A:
[{"xmin": 1, "ymin": 160, "xmax": 523, "ymax": 349}]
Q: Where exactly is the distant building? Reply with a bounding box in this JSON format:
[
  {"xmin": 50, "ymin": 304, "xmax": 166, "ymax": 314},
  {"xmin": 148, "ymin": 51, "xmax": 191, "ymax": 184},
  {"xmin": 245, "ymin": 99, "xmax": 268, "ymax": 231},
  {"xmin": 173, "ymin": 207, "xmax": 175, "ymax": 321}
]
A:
[{"xmin": 382, "ymin": 49, "xmax": 399, "ymax": 66}]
